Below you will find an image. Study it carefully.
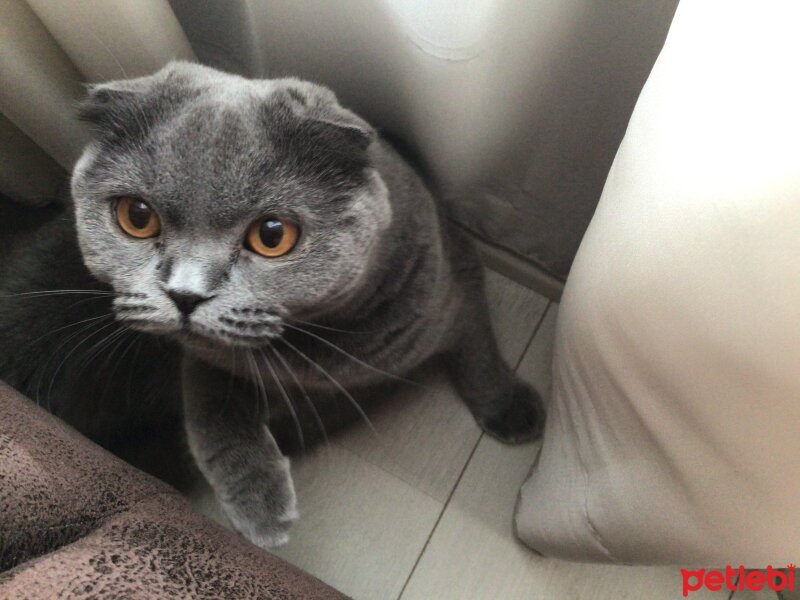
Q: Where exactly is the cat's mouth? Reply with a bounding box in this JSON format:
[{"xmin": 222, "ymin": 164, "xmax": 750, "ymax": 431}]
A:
[
  {"xmin": 118, "ymin": 317, "xmax": 282, "ymax": 349},
  {"xmin": 113, "ymin": 296, "xmax": 284, "ymax": 348},
  {"xmin": 179, "ymin": 319, "xmax": 283, "ymax": 349}
]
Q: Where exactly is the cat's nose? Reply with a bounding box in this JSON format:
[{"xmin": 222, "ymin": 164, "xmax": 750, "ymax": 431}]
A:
[{"xmin": 167, "ymin": 289, "xmax": 212, "ymax": 316}]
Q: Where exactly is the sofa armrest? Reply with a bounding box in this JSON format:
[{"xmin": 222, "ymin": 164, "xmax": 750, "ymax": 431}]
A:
[{"xmin": 0, "ymin": 381, "xmax": 346, "ymax": 599}]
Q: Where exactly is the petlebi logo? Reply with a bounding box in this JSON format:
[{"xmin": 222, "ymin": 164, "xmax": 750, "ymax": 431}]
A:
[{"xmin": 681, "ymin": 565, "xmax": 796, "ymax": 596}]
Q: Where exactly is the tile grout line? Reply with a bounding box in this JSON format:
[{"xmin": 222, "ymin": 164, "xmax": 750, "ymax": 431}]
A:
[
  {"xmin": 513, "ymin": 301, "xmax": 552, "ymax": 372},
  {"xmin": 396, "ymin": 300, "xmax": 552, "ymax": 600},
  {"xmin": 395, "ymin": 430, "xmax": 485, "ymax": 600},
  {"xmin": 334, "ymin": 441, "xmax": 451, "ymax": 505}
]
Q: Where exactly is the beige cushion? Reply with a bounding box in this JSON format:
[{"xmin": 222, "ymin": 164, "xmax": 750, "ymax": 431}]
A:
[{"xmin": 515, "ymin": 0, "xmax": 800, "ymax": 565}]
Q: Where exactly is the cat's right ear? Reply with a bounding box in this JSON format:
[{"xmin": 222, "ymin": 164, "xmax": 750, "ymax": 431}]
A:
[
  {"xmin": 79, "ymin": 84, "xmax": 129, "ymax": 125},
  {"xmin": 78, "ymin": 81, "xmax": 148, "ymax": 139},
  {"xmin": 78, "ymin": 62, "xmax": 203, "ymax": 138},
  {"xmin": 77, "ymin": 78, "xmax": 156, "ymax": 141}
]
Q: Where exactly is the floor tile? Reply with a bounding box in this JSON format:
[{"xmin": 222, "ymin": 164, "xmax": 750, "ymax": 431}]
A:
[
  {"xmin": 274, "ymin": 444, "xmax": 443, "ymax": 600},
  {"xmin": 483, "ymin": 269, "xmax": 549, "ymax": 366},
  {"xmin": 399, "ymin": 434, "xmax": 545, "ymax": 600},
  {"xmin": 515, "ymin": 302, "xmax": 557, "ymax": 402},
  {"xmin": 338, "ymin": 366, "xmax": 480, "ymax": 502},
  {"xmin": 400, "ymin": 433, "xmax": 727, "ymax": 600},
  {"xmin": 193, "ymin": 444, "xmax": 443, "ymax": 600},
  {"xmin": 400, "ymin": 307, "xmax": 727, "ymax": 600},
  {"xmin": 734, "ymin": 589, "xmax": 780, "ymax": 599}
]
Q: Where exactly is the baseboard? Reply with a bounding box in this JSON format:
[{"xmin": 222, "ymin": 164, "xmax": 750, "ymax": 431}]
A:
[{"xmin": 471, "ymin": 236, "xmax": 564, "ymax": 302}]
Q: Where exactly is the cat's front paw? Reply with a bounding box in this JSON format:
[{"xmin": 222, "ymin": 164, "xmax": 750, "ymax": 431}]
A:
[
  {"xmin": 218, "ymin": 456, "xmax": 299, "ymax": 549},
  {"xmin": 479, "ymin": 381, "xmax": 546, "ymax": 444}
]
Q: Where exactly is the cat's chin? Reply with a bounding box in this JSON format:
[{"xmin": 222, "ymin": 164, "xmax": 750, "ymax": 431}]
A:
[
  {"xmin": 118, "ymin": 316, "xmax": 279, "ymax": 350},
  {"xmin": 119, "ymin": 318, "xmax": 181, "ymax": 337},
  {"xmin": 175, "ymin": 327, "xmax": 276, "ymax": 351}
]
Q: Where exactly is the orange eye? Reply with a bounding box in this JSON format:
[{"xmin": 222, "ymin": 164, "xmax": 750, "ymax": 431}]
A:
[
  {"xmin": 116, "ymin": 196, "xmax": 161, "ymax": 238},
  {"xmin": 245, "ymin": 217, "xmax": 299, "ymax": 257}
]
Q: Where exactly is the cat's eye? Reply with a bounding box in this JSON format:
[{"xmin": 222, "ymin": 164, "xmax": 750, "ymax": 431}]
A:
[
  {"xmin": 245, "ymin": 217, "xmax": 299, "ymax": 257},
  {"xmin": 116, "ymin": 196, "xmax": 161, "ymax": 239}
]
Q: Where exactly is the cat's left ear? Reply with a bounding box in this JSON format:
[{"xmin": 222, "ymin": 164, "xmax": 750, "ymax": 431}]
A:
[
  {"xmin": 307, "ymin": 114, "xmax": 374, "ymax": 152},
  {"xmin": 278, "ymin": 81, "xmax": 376, "ymax": 151}
]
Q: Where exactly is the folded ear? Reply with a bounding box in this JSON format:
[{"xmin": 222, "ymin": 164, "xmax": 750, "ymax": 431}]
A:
[
  {"xmin": 78, "ymin": 82, "xmax": 136, "ymax": 124},
  {"xmin": 77, "ymin": 77, "xmax": 158, "ymax": 143},
  {"xmin": 276, "ymin": 80, "xmax": 376, "ymax": 152},
  {"xmin": 264, "ymin": 83, "xmax": 375, "ymax": 187},
  {"xmin": 264, "ymin": 81, "xmax": 377, "ymax": 186},
  {"xmin": 308, "ymin": 116, "xmax": 373, "ymax": 152},
  {"xmin": 77, "ymin": 61, "xmax": 203, "ymax": 141}
]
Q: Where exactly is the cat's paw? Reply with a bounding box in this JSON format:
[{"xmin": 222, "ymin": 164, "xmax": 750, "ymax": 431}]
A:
[
  {"xmin": 479, "ymin": 381, "xmax": 546, "ymax": 444},
  {"xmin": 218, "ymin": 456, "xmax": 299, "ymax": 549}
]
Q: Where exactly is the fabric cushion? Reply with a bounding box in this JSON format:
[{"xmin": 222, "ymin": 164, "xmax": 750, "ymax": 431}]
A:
[
  {"xmin": 514, "ymin": 0, "xmax": 800, "ymax": 565},
  {"xmin": 0, "ymin": 381, "xmax": 346, "ymax": 599}
]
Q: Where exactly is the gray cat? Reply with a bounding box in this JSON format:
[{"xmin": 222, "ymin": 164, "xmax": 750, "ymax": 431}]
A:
[{"xmin": 0, "ymin": 62, "xmax": 544, "ymax": 548}]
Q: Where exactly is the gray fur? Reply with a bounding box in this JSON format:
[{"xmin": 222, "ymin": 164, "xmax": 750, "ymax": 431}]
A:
[{"xmin": 1, "ymin": 62, "xmax": 544, "ymax": 548}]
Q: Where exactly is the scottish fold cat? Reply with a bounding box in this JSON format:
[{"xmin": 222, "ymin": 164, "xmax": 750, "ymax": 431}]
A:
[{"xmin": 0, "ymin": 62, "xmax": 544, "ymax": 548}]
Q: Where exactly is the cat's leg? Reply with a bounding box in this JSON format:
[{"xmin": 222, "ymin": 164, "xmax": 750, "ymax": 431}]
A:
[
  {"xmin": 182, "ymin": 356, "xmax": 298, "ymax": 548},
  {"xmin": 444, "ymin": 295, "xmax": 546, "ymax": 444}
]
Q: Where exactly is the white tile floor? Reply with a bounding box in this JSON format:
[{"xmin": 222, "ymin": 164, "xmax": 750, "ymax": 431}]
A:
[{"xmin": 191, "ymin": 269, "xmax": 777, "ymax": 600}]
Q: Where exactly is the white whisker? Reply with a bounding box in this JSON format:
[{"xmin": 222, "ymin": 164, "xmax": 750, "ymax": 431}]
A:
[
  {"xmin": 269, "ymin": 345, "xmax": 329, "ymax": 448},
  {"xmin": 283, "ymin": 322, "xmax": 421, "ymax": 388},
  {"xmin": 33, "ymin": 317, "xmax": 116, "ymax": 406},
  {"xmin": 286, "ymin": 317, "xmax": 369, "ymax": 334},
  {"xmin": 77, "ymin": 324, "xmax": 129, "ymax": 374},
  {"xmin": 40, "ymin": 319, "xmax": 120, "ymax": 407},
  {"xmin": 247, "ymin": 349, "xmax": 269, "ymax": 422},
  {"xmin": 27, "ymin": 313, "xmax": 113, "ymax": 346},
  {"xmin": 279, "ymin": 337, "xmax": 378, "ymax": 437},
  {"xmin": 260, "ymin": 348, "xmax": 305, "ymax": 451},
  {"xmin": 1, "ymin": 289, "xmax": 115, "ymax": 299},
  {"xmin": 100, "ymin": 329, "xmax": 141, "ymax": 401}
]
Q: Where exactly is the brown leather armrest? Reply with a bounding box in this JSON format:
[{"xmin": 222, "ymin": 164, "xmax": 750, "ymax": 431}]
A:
[{"xmin": 0, "ymin": 381, "xmax": 346, "ymax": 599}]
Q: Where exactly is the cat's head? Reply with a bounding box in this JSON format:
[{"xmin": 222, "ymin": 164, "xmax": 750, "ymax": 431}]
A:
[{"xmin": 71, "ymin": 62, "xmax": 392, "ymax": 350}]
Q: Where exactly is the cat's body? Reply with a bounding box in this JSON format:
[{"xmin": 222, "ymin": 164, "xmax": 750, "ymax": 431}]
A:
[
  {"xmin": 0, "ymin": 63, "xmax": 544, "ymax": 548},
  {"xmin": 0, "ymin": 200, "xmax": 185, "ymax": 473}
]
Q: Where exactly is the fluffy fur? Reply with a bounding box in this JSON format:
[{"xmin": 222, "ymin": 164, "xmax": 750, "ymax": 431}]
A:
[{"xmin": 0, "ymin": 62, "xmax": 544, "ymax": 547}]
